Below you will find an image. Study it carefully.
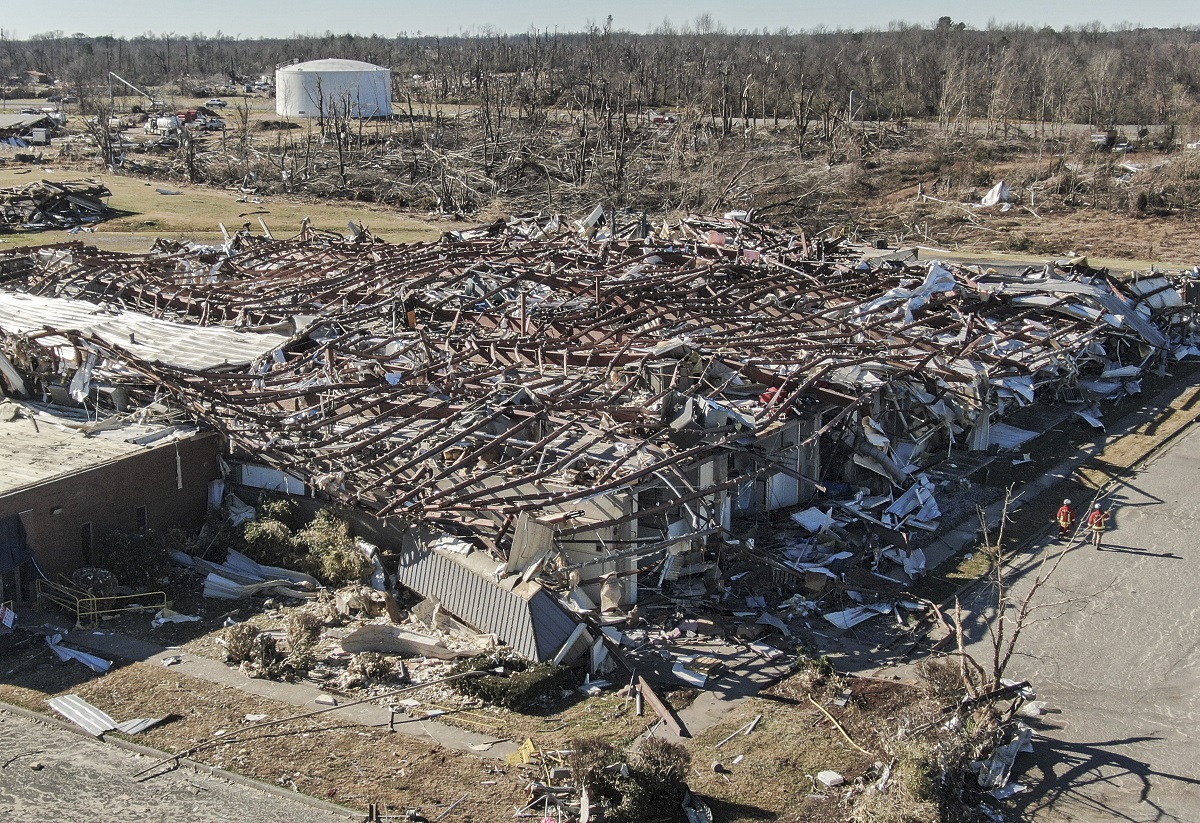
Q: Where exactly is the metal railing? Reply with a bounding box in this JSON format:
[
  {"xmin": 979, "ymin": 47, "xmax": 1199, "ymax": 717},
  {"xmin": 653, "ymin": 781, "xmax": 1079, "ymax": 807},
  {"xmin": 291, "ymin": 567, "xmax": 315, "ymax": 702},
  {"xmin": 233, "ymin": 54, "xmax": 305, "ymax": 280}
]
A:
[{"xmin": 36, "ymin": 576, "xmax": 167, "ymax": 628}]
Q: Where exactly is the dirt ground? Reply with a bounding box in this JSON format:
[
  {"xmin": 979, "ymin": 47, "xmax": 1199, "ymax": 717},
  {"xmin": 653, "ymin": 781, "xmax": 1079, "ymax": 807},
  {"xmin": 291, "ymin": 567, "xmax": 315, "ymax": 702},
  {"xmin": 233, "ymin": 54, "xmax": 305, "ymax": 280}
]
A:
[
  {"xmin": 0, "ymin": 655, "xmax": 527, "ymax": 821},
  {"xmin": 0, "ymin": 629, "xmax": 951, "ymax": 823}
]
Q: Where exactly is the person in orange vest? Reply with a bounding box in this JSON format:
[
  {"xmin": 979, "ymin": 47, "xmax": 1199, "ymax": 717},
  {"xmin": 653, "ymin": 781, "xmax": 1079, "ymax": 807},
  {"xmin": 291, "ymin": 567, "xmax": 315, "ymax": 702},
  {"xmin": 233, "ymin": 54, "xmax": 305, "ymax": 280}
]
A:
[
  {"xmin": 1086, "ymin": 503, "xmax": 1110, "ymax": 548},
  {"xmin": 1056, "ymin": 498, "xmax": 1075, "ymax": 539}
]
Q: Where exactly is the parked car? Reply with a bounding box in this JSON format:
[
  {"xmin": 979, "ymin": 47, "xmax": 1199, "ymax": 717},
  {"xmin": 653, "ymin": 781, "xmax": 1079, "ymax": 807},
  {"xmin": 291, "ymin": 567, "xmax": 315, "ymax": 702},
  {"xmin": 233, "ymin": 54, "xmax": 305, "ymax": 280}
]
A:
[{"xmin": 205, "ymin": 98, "xmax": 228, "ymax": 108}]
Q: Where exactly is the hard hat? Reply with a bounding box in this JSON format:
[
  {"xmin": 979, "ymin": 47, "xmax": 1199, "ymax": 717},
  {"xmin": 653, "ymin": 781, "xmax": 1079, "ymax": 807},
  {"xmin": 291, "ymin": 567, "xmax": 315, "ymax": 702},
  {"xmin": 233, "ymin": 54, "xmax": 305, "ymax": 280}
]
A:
[
  {"xmin": 1094, "ymin": 503, "xmax": 1102, "ymax": 509},
  {"xmin": 1063, "ymin": 498, "xmax": 1071, "ymax": 505}
]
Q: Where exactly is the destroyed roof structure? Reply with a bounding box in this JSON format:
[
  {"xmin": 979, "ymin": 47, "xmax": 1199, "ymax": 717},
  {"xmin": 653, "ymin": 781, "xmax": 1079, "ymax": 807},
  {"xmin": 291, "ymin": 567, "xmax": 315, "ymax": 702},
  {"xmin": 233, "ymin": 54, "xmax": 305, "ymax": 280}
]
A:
[
  {"xmin": 1, "ymin": 213, "xmax": 1196, "ymax": 658},
  {"xmin": 0, "ymin": 179, "xmax": 112, "ymax": 231}
]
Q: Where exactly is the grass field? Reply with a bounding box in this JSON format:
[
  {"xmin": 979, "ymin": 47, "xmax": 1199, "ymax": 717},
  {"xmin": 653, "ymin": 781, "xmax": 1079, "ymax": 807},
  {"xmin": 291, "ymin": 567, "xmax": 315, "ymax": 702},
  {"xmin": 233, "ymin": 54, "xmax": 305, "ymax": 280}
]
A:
[{"xmin": 0, "ymin": 165, "xmax": 446, "ymax": 252}]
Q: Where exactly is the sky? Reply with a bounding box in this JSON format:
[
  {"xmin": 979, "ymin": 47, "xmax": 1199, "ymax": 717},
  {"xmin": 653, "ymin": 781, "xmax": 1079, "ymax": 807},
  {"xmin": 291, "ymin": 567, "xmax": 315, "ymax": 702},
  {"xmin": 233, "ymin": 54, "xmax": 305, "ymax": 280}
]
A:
[{"xmin": 0, "ymin": 0, "xmax": 1196, "ymax": 39}]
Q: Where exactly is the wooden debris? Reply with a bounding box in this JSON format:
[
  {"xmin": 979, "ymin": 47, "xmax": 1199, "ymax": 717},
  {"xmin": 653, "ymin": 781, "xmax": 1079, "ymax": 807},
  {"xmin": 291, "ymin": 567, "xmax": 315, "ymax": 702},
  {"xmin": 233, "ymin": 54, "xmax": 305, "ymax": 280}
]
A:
[{"xmin": 0, "ymin": 178, "xmax": 112, "ymax": 230}]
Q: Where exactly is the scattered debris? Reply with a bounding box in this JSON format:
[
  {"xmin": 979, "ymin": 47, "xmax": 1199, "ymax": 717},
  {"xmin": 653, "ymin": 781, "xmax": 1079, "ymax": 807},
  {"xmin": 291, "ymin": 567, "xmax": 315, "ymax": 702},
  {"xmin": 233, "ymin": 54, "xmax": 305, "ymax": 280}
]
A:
[
  {"xmin": 339, "ymin": 624, "xmax": 467, "ymax": 660},
  {"xmin": 970, "ymin": 726, "xmax": 1035, "ymax": 789},
  {"xmin": 0, "ymin": 179, "xmax": 112, "ymax": 230},
  {"xmin": 172, "ymin": 549, "xmax": 318, "ymax": 601},
  {"xmin": 48, "ymin": 693, "xmax": 169, "ymax": 736},
  {"xmin": 714, "ymin": 714, "xmax": 762, "ymax": 748},
  {"xmin": 2, "ymin": 209, "xmax": 1198, "ymax": 673},
  {"xmin": 816, "ymin": 770, "xmax": 846, "ymax": 788},
  {"xmin": 44, "ymin": 634, "xmax": 111, "ymax": 674},
  {"xmin": 151, "ymin": 608, "xmax": 202, "ymax": 629}
]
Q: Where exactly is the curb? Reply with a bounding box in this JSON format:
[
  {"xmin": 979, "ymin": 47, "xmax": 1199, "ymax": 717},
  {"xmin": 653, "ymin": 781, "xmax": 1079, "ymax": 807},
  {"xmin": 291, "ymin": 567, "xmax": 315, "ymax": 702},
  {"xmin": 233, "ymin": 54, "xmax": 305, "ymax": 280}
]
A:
[{"xmin": 0, "ymin": 699, "xmax": 361, "ymax": 821}]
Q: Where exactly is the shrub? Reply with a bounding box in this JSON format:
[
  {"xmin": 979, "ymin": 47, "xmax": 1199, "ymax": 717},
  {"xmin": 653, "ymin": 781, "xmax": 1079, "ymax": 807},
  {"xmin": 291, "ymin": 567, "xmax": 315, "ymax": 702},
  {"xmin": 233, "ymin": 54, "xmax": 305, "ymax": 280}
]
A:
[
  {"xmin": 450, "ymin": 652, "xmax": 579, "ymax": 711},
  {"xmin": 294, "ymin": 508, "xmax": 372, "ymax": 587},
  {"xmin": 225, "ymin": 623, "xmax": 261, "ymax": 663},
  {"xmin": 258, "ymin": 496, "xmax": 302, "ymax": 529},
  {"xmin": 285, "ymin": 610, "xmax": 323, "ymax": 649},
  {"xmin": 916, "ymin": 656, "xmax": 965, "ymax": 699},
  {"xmin": 97, "ymin": 528, "xmax": 174, "ymax": 589},
  {"xmin": 241, "ymin": 518, "xmax": 302, "ymax": 569},
  {"xmin": 260, "ymin": 641, "xmax": 315, "ymax": 682},
  {"xmin": 569, "ymin": 738, "xmax": 617, "ymax": 792},
  {"xmin": 569, "ymin": 736, "xmax": 689, "ymax": 823},
  {"xmin": 313, "ymin": 543, "xmax": 373, "ymax": 588},
  {"xmin": 349, "ymin": 651, "xmax": 394, "ymax": 679},
  {"xmin": 239, "ymin": 503, "xmax": 371, "ymax": 587},
  {"xmin": 633, "ymin": 737, "xmax": 691, "ymax": 786}
]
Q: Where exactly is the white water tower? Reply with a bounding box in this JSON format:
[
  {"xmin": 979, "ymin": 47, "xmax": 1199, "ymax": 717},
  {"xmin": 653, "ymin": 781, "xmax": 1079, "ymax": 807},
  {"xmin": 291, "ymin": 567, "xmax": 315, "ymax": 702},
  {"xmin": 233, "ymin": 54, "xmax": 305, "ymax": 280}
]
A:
[{"xmin": 275, "ymin": 59, "xmax": 392, "ymax": 119}]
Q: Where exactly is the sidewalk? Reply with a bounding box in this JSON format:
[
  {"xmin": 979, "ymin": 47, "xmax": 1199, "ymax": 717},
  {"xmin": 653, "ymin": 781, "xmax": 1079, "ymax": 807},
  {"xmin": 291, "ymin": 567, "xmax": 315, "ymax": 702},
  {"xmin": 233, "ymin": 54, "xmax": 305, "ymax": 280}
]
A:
[{"xmin": 62, "ymin": 625, "xmax": 518, "ymax": 759}]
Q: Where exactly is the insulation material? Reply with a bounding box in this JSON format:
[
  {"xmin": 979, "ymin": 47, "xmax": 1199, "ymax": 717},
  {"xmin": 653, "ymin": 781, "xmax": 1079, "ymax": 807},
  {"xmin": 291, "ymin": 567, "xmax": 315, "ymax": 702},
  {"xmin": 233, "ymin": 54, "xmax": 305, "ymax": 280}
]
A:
[{"xmin": 823, "ymin": 603, "xmax": 893, "ymax": 630}]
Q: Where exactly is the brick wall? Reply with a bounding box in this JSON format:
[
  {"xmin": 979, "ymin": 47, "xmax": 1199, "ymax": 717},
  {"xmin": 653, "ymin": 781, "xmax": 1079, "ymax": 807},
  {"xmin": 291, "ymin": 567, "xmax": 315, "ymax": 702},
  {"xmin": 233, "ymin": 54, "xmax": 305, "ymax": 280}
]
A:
[{"xmin": 0, "ymin": 432, "xmax": 219, "ymax": 586}]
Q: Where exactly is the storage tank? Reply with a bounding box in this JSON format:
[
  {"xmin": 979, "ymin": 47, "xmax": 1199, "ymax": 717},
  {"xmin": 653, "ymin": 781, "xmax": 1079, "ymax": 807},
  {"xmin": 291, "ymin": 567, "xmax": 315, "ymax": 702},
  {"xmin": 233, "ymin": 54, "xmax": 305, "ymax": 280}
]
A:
[{"xmin": 275, "ymin": 59, "xmax": 392, "ymax": 119}]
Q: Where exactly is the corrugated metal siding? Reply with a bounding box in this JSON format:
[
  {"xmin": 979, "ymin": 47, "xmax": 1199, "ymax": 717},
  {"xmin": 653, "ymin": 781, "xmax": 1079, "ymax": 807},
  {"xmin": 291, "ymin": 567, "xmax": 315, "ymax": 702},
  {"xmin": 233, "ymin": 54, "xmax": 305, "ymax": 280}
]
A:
[
  {"xmin": 0, "ymin": 292, "xmax": 288, "ymax": 369},
  {"xmin": 48, "ymin": 694, "xmax": 117, "ymax": 736},
  {"xmin": 393, "ymin": 546, "xmax": 576, "ymax": 661},
  {"xmin": 528, "ymin": 589, "xmax": 582, "ymax": 661}
]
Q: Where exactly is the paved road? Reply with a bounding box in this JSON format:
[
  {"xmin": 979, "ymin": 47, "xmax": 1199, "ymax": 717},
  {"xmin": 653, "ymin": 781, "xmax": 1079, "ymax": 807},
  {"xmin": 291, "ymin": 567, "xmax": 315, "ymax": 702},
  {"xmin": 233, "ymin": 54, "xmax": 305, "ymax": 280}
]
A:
[
  {"xmin": 0, "ymin": 709, "xmax": 354, "ymax": 822},
  {"xmin": 964, "ymin": 422, "xmax": 1200, "ymax": 822}
]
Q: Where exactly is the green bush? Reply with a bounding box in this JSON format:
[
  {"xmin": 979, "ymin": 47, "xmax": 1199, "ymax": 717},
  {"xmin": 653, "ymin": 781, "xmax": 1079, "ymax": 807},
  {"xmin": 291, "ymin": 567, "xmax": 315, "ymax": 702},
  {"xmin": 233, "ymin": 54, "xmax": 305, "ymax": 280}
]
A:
[
  {"xmin": 257, "ymin": 496, "xmax": 302, "ymax": 529},
  {"xmin": 297, "ymin": 508, "xmax": 372, "ymax": 587},
  {"xmin": 238, "ymin": 504, "xmax": 371, "ymax": 588},
  {"xmin": 241, "ymin": 518, "xmax": 303, "ymax": 569},
  {"xmin": 450, "ymin": 652, "xmax": 579, "ymax": 711},
  {"xmin": 313, "ymin": 543, "xmax": 373, "ymax": 588}
]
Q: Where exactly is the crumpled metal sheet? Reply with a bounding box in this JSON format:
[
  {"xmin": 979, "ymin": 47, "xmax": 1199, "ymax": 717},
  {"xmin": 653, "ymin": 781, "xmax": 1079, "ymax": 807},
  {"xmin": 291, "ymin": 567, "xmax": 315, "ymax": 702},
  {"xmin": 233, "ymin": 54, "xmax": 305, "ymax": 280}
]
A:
[{"xmin": 49, "ymin": 693, "xmax": 169, "ymax": 737}]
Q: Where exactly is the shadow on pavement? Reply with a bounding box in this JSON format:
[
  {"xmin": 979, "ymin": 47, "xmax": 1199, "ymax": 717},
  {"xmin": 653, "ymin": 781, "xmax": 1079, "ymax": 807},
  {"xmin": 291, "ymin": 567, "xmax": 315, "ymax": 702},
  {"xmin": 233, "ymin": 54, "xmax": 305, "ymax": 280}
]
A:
[{"xmin": 1010, "ymin": 733, "xmax": 1200, "ymax": 823}]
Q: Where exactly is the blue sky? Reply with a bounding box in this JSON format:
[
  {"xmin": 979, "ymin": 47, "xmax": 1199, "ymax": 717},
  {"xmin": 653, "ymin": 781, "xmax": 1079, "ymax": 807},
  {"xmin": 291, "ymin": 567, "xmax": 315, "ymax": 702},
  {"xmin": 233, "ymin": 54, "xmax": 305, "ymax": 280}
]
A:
[{"xmin": 1, "ymin": 0, "xmax": 1196, "ymax": 39}]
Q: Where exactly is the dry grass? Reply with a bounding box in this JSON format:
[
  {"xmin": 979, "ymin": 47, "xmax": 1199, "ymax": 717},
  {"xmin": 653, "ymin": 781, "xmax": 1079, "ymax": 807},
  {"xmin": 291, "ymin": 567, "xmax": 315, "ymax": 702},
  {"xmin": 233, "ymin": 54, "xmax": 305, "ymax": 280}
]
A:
[
  {"xmin": 0, "ymin": 657, "xmax": 526, "ymax": 821},
  {"xmin": 0, "ymin": 165, "xmax": 443, "ymax": 252}
]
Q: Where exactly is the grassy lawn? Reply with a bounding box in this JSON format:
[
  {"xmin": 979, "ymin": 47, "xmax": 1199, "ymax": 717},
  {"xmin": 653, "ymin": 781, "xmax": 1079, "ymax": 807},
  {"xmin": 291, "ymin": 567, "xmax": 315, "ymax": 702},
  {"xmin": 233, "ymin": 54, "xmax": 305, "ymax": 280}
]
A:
[{"xmin": 0, "ymin": 164, "xmax": 445, "ymax": 252}]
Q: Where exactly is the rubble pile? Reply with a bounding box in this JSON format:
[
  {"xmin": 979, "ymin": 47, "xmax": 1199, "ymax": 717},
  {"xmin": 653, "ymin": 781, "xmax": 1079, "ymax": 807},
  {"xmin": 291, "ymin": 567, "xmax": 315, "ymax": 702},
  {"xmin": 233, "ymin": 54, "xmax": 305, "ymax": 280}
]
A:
[
  {"xmin": 0, "ymin": 178, "xmax": 112, "ymax": 230},
  {"xmin": 1, "ymin": 211, "xmax": 1198, "ymax": 661}
]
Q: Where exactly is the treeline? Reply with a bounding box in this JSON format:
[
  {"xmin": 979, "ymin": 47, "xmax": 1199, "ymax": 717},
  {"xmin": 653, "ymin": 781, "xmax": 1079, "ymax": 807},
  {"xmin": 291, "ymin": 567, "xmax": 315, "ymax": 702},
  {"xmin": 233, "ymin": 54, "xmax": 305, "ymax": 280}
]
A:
[{"xmin": 4, "ymin": 19, "xmax": 1200, "ymax": 129}]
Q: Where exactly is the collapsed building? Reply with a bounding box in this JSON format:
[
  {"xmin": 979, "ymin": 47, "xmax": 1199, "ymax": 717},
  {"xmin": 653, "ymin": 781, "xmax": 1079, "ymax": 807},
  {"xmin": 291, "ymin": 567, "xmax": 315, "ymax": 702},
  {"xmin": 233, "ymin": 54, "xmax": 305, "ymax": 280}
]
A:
[{"xmin": 0, "ymin": 213, "xmax": 1196, "ymax": 662}]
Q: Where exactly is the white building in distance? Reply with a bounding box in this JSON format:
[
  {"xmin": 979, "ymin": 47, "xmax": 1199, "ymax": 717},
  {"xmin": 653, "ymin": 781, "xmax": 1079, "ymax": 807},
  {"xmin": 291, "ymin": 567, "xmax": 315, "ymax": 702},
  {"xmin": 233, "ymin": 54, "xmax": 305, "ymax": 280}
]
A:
[{"xmin": 275, "ymin": 59, "xmax": 392, "ymax": 119}]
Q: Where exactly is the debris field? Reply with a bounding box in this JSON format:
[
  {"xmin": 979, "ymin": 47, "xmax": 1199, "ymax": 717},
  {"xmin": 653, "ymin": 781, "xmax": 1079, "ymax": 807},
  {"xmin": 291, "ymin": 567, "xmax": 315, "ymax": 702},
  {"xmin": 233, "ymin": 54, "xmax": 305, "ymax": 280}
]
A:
[
  {"xmin": 0, "ymin": 177, "xmax": 112, "ymax": 230},
  {"xmin": 1, "ymin": 211, "xmax": 1197, "ymax": 660}
]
